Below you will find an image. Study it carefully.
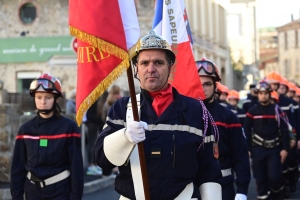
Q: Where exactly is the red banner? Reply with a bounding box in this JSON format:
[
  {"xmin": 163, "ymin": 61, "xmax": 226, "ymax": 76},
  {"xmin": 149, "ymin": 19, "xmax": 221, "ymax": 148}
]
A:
[{"xmin": 69, "ymin": 0, "xmax": 140, "ymax": 125}]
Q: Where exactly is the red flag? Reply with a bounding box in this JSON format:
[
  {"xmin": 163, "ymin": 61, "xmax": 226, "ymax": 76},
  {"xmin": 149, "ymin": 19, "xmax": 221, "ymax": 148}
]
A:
[
  {"xmin": 69, "ymin": 0, "xmax": 140, "ymax": 125},
  {"xmin": 152, "ymin": 0, "xmax": 205, "ymax": 99}
]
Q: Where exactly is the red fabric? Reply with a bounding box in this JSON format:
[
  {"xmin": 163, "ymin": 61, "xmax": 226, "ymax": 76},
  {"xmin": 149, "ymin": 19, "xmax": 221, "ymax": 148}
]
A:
[
  {"xmin": 69, "ymin": 0, "xmax": 129, "ymax": 124},
  {"xmin": 148, "ymin": 84, "xmax": 173, "ymax": 117},
  {"xmin": 169, "ymin": 40, "xmax": 206, "ymax": 100},
  {"xmin": 76, "ymin": 40, "xmax": 122, "ymax": 113},
  {"xmin": 69, "ymin": 0, "xmax": 127, "ymax": 50}
]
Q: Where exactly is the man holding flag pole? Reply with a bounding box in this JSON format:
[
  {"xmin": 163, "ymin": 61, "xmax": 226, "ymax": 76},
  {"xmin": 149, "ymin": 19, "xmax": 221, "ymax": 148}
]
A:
[
  {"xmin": 70, "ymin": 0, "xmax": 222, "ymax": 199},
  {"xmin": 152, "ymin": 0, "xmax": 251, "ymax": 199},
  {"xmin": 95, "ymin": 30, "xmax": 222, "ymax": 200}
]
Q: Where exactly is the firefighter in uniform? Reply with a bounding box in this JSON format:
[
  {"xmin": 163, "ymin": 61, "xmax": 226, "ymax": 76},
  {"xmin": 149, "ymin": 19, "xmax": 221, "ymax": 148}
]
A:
[
  {"xmin": 197, "ymin": 58, "xmax": 251, "ymax": 200},
  {"xmin": 242, "ymin": 83, "xmax": 258, "ymax": 113},
  {"xmin": 266, "ymin": 72, "xmax": 298, "ymax": 197},
  {"xmin": 227, "ymin": 90, "xmax": 246, "ymax": 126},
  {"xmin": 94, "ymin": 31, "xmax": 222, "ymax": 200},
  {"xmin": 10, "ymin": 73, "xmax": 84, "ymax": 200},
  {"xmin": 294, "ymin": 87, "xmax": 300, "ymax": 104},
  {"xmin": 278, "ymin": 78, "xmax": 300, "ymax": 195},
  {"xmin": 244, "ymin": 81, "xmax": 290, "ymax": 200}
]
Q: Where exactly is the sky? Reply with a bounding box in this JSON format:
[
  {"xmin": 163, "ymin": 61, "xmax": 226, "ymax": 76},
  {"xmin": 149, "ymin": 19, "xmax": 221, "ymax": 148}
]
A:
[{"xmin": 256, "ymin": 0, "xmax": 300, "ymax": 28}]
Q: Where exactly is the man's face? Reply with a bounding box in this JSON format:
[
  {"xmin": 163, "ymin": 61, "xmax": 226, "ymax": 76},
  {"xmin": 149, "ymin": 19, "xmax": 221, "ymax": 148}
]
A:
[
  {"xmin": 293, "ymin": 95, "xmax": 300, "ymax": 103},
  {"xmin": 270, "ymin": 83, "xmax": 279, "ymax": 91},
  {"xmin": 258, "ymin": 91, "xmax": 270, "ymax": 104},
  {"xmin": 227, "ymin": 98, "xmax": 238, "ymax": 107},
  {"xmin": 287, "ymin": 91, "xmax": 295, "ymax": 98},
  {"xmin": 219, "ymin": 93, "xmax": 227, "ymax": 101},
  {"xmin": 200, "ymin": 76, "xmax": 215, "ymax": 99},
  {"xmin": 136, "ymin": 49, "xmax": 170, "ymax": 92},
  {"xmin": 278, "ymin": 84, "xmax": 287, "ymax": 95},
  {"xmin": 250, "ymin": 89, "xmax": 257, "ymax": 96}
]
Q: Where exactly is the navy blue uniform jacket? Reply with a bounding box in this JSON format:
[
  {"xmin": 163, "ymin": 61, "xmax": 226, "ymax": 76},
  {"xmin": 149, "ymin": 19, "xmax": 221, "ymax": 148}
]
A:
[
  {"xmin": 10, "ymin": 114, "xmax": 84, "ymax": 200},
  {"xmin": 95, "ymin": 88, "xmax": 222, "ymax": 200},
  {"xmin": 242, "ymin": 94, "xmax": 258, "ymax": 113},
  {"xmin": 244, "ymin": 103, "xmax": 290, "ymax": 151},
  {"xmin": 206, "ymin": 100, "xmax": 251, "ymax": 195},
  {"xmin": 206, "ymin": 101, "xmax": 251, "ymax": 195}
]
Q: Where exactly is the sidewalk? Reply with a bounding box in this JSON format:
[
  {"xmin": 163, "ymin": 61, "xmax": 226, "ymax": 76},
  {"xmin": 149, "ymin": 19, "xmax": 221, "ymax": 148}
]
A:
[{"xmin": 0, "ymin": 174, "xmax": 115, "ymax": 200}]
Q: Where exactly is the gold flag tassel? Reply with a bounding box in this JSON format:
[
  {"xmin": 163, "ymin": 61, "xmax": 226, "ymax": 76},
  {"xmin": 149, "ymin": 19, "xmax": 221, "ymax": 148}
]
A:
[{"xmin": 70, "ymin": 26, "xmax": 140, "ymax": 126}]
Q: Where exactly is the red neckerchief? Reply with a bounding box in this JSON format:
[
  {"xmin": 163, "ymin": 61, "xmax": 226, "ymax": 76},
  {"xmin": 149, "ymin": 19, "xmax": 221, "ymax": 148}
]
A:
[{"xmin": 148, "ymin": 84, "xmax": 173, "ymax": 117}]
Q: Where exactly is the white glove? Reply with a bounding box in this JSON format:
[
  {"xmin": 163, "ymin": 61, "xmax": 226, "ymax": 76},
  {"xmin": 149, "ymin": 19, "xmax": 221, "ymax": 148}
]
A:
[
  {"xmin": 125, "ymin": 121, "xmax": 148, "ymax": 144},
  {"xmin": 235, "ymin": 193, "xmax": 247, "ymax": 200}
]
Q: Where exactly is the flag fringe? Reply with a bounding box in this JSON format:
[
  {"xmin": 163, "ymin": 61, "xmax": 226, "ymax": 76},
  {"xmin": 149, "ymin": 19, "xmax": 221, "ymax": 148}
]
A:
[
  {"xmin": 69, "ymin": 26, "xmax": 140, "ymax": 126},
  {"xmin": 76, "ymin": 59, "xmax": 130, "ymax": 126},
  {"xmin": 70, "ymin": 26, "xmax": 129, "ymax": 61}
]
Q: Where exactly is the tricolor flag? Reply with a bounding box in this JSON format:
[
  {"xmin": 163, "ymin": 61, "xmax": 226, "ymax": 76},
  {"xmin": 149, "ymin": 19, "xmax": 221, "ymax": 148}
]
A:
[
  {"xmin": 69, "ymin": 0, "xmax": 140, "ymax": 125},
  {"xmin": 152, "ymin": 0, "xmax": 205, "ymax": 99}
]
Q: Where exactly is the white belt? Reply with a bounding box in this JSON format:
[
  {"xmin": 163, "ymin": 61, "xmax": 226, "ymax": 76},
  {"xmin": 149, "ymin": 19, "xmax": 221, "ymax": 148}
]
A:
[
  {"xmin": 27, "ymin": 170, "xmax": 70, "ymax": 188},
  {"xmin": 119, "ymin": 182, "xmax": 197, "ymax": 200},
  {"xmin": 221, "ymin": 168, "xmax": 232, "ymax": 177}
]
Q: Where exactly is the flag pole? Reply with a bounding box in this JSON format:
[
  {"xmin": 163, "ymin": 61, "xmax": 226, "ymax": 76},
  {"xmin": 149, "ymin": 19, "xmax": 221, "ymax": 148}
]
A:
[{"xmin": 126, "ymin": 63, "xmax": 151, "ymax": 200}]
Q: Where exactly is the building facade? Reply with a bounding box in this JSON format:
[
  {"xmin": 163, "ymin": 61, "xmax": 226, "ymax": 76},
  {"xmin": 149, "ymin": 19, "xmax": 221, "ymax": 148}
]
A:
[
  {"xmin": 259, "ymin": 28, "xmax": 278, "ymax": 77},
  {"xmin": 0, "ymin": 0, "xmax": 232, "ymax": 100},
  {"xmin": 215, "ymin": 0, "xmax": 260, "ymax": 89},
  {"xmin": 0, "ymin": 0, "xmax": 77, "ymax": 102},
  {"xmin": 277, "ymin": 20, "xmax": 300, "ymax": 84},
  {"xmin": 185, "ymin": 0, "xmax": 232, "ymax": 87}
]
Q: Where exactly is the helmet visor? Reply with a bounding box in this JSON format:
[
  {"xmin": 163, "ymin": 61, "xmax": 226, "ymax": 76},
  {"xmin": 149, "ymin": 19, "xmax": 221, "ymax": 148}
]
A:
[
  {"xmin": 256, "ymin": 82, "xmax": 271, "ymax": 91},
  {"xmin": 30, "ymin": 79, "xmax": 55, "ymax": 91},
  {"xmin": 196, "ymin": 61, "xmax": 215, "ymax": 75}
]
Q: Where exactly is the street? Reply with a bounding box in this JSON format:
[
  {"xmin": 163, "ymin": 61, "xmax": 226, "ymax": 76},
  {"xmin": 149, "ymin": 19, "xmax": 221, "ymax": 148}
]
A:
[{"xmin": 83, "ymin": 178, "xmax": 300, "ymax": 200}]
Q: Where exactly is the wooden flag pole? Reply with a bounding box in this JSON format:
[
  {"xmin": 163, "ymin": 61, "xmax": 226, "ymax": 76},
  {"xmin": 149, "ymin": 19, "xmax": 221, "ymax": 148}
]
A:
[{"xmin": 126, "ymin": 64, "xmax": 151, "ymax": 200}]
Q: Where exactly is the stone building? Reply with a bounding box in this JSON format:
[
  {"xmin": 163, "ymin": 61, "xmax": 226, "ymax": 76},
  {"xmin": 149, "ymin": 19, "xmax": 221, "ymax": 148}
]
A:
[
  {"xmin": 259, "ymin": 28, "xmax": 278, "ymax": 77},
  {"xmin": 277, "ymin": 19, "xmax": 300, "ymax": 84},
  {"xmin": 0, "ymin": 0, "xmax": 232, "ymax": 98},
  {"xmin": 0, "ymin": 0, "xmax": 77, "ymax": 102},
  {"xmin": 185, "ymin": 0, "xmax": 232, "ymax": 87},
  {"xmin": 215, "ymin": 0, "xmax": 260, "ymax": 89}
]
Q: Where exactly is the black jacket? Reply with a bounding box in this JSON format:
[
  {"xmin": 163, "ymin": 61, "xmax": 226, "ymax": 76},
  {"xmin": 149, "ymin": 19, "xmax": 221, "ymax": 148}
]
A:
[
  {"xmin": 244, "ymin": 103, "xmax": 290, "ymax": 151},
  {"xmin": 95, "ymin": 88, "xmax": 222, "ymax": 200},
  {"xmin": 10, "ymin": 114, "xmax": 83, "ymax": 200}
]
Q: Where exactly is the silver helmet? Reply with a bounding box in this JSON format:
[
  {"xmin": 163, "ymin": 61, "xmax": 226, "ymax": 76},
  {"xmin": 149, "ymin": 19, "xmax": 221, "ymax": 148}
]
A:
[{"xmin": 132, "ymin": 30, "xmax": 176, "ymax": 65}]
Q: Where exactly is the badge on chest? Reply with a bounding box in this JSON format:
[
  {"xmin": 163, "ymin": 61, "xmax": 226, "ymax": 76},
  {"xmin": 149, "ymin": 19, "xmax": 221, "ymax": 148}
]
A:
[
  {"xmin": 151, "ymin": 148, "xmax": 161, "ymax": 158},
  {"xmin": 40, "ymin": 139, "xmax": 48, "ymax": 147},
  {"xmin": 213, "ymin": 143, "xmax": 219, "ymax": 159}
]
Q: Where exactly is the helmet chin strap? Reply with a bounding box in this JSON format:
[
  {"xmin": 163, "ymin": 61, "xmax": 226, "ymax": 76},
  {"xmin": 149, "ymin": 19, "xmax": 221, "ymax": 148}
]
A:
[
  {"xmin": 38, "ymin": 109, "xmax": 53, "ymax": 114},
  {"xmin": 37, "ymin": 103, "xmax": 55, "ymax": 114},
  {"xmin": 37, "ymin": 97, "xmax": 61, "ymax": 115},
  {"xmin": 204, "ymin": 82, "xmax": 217, "ymax": 104}
]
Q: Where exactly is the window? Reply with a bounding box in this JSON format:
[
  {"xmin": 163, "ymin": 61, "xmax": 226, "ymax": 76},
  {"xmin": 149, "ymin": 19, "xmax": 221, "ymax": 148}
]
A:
[
  {"xmin": 285, "ymin": 59, "xmax": 289, "ymax": 78},
  {"xmin": 17, "ymin": 72, "xmax": 41, "ymax": 93},
  {"xmin": 296, "ymin": 59, "xmax": 299, "ymax": 74},
  {"xmin": 285, "ymin": 32, "xmax": 288, "ymax": 49},
  {"xmin": 296, "ymin": 30, "xmax": 298, "ymax": 48},
  {"xmin": 19, "ymin": 3, "xmax": 36, "ymax": 24}
]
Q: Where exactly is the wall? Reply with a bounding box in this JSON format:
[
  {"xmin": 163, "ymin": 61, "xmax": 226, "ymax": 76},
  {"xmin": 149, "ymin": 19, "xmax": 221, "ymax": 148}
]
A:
[{"xmin": 0, "ymin": 104, "xmax": 21, "ymax": 183}]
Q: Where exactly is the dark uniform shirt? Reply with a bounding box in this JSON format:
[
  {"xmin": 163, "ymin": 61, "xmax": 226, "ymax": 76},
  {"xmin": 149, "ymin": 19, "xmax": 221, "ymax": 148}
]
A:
[
  {"xmin": 288, "ymin": 97, "xmax": 300, "ymax": 140},
  {"xmin": 10, "ymin": 114, "xmax": 84, "ymax": 200},
  {"xmin": 95, "ymin": 88, "xmax": 222, "ymax": 200},
  {"xmin": 278, "ymin": 94, "xmax": 296, "ymax": 131},
  {"xmin": 244, "ymin": 103, "xmax": 290, "ymax": 151},
  {"xmin": 205, "ymin": 100, "xmax": 251, "ymax": 195},
  {"xmin": 242, "ymin": 94, "xmax": 258, "ymax": 113}
]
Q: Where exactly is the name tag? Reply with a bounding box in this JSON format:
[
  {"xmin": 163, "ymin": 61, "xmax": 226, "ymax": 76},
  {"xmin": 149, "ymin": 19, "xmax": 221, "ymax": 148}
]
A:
[
  {"xmin": 40, "ymin": 139, "xmax": 48, "ymax": 147},
  {"xmin": 151, "ymin": 148, "xmax": 161, "ymax": 158}
]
